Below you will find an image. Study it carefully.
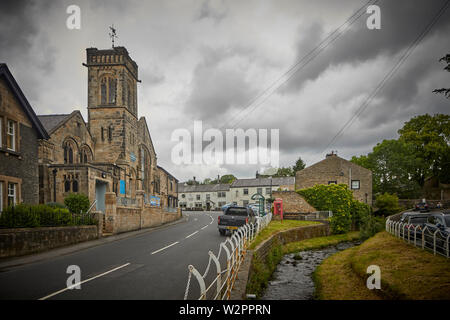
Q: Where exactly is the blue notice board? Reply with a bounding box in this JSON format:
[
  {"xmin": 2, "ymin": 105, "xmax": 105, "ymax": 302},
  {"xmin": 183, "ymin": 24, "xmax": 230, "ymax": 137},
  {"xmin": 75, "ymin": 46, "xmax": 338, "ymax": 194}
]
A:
[{"xmin": 119, "ymin": 180, "xmax": 126, "ymax": 195}]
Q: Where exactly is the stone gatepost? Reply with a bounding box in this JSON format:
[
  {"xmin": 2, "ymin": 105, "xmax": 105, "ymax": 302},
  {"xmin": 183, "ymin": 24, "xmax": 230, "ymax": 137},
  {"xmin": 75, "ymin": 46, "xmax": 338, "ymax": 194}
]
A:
[
  {"xmin": 136, "ymin": 190, "xmax": 145, "ymax": 229},
  {"xmin": 104, "ymin": 192, "xmax": 117, "ymax": 234},
  {"xmin": 92, "ymin": 211, "xmax": 104, "ymax": 238}
]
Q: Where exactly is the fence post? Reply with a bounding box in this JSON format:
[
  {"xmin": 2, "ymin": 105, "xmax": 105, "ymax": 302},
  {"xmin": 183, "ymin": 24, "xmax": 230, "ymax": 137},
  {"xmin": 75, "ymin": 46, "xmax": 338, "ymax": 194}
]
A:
[
  {"xmin": 433, "ymin": 230, "xmax": 438, "ymax": 256},
  {"xmin": 189, "ymin": 265, "xmax": 206, "ymax": 300},
  {"xmin": 422, "ymin": 227, "xmax": 427, "ymax": 250}
]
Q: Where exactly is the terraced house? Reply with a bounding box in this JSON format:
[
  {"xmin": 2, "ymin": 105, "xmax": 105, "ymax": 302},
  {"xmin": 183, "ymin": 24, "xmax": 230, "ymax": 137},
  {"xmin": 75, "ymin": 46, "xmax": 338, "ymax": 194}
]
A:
[
  {"xmin": 0, "ymin": 64, "xmax": 49, "ymax": 211},
  {"xmin": 37, "ymin": 45, "xmax": 177, "ymax": 213}
]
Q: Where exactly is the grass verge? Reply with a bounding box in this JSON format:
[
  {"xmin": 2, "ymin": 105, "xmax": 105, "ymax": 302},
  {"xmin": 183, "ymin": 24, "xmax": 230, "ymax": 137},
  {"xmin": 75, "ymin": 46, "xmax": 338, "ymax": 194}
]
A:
[
  {"xmin": 283, "ymin": 231, "xmax": 360, "ymax": 254},
  {"xmin": 315, "ymin": 231, "xmax": 450, "ymax": 300},
  {"xmin": 249, "ymin": 220, "xmax": 320, "ymax": 250}
]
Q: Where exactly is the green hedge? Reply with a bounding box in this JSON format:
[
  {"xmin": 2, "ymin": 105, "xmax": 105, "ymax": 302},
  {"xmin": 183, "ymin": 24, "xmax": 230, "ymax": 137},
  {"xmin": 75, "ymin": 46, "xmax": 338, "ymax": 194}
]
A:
[{"xmin": 0, "ymin": 204, "xmax": 96, "ymax": 229}]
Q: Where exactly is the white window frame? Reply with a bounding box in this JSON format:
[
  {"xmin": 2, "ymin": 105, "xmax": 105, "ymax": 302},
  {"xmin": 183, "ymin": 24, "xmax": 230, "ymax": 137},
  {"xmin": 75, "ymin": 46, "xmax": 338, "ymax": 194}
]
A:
[
  {"xmin": 8, "ymin": 183, "xmax": 16, "ymax": 207},
  {"xmin": 351, "ymin": 180, "xmax": 360, "ymax": 190},
  {"xmin": 7, "ymin": 120, "xmax": 15, "ymax": 151}
]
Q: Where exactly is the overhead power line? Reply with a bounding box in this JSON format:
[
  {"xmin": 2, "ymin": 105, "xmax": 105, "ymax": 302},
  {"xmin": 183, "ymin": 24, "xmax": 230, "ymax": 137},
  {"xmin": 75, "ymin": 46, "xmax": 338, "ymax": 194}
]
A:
[
  {"xmin": 218, "ymin": 0, "xmax": 379, "ymax": 130},
  {"xmin": 317, "ymin": 0, "xmax": 450, "ymax": 161}
]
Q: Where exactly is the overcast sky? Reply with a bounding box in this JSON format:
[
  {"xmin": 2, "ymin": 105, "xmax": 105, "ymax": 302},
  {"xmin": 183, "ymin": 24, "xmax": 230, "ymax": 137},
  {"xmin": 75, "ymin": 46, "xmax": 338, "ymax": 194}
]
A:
[{"xmin": 1, "ymin": 0, "xmax": 449, "ymax": 182}]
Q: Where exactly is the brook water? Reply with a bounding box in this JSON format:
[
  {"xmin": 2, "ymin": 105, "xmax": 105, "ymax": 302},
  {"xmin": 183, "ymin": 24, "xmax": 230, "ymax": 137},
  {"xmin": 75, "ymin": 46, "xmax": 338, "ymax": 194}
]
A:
[{"xmin": 261, "ymin": 241, "xmax": 361, "ymax": 300}]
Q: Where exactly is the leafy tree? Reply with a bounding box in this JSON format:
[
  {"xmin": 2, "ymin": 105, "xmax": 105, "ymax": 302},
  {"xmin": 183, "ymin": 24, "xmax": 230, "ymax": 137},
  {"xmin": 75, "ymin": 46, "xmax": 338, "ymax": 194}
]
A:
[
  {"xmin": 185, "ymin": 179, "xmax": 200, "ymax": 185},
  {"xmin": 292, "ymin": 157, "xmax": 306, "ymax": 173},
  {"xmin": 433, "ymin": 54, "xmax": 450, "ymax": 98},
  {"xmin": 219, "ymin": 174, "xmax": 237, "ymax": 184},
  {"xmin": 203, "ymin": 178, "xmax": 212, "ymax": 185},
  {"xmin": 352, "ymin": 140, "xmax": 421, "ymax": 198},
  {"xmin": 274, "ymin": 167, "xmax": 294, "ymax": 177},
  {"xmin": 398, "ymin": 114, "xmax": 450, "ymax": 186}
]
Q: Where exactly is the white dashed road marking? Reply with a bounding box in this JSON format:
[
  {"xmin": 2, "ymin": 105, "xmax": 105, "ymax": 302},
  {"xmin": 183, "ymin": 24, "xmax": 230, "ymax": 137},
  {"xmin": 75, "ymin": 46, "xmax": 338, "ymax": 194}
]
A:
[
  {"xmin": 38, "ymin": 263, "xmax": 131, "ymax": 300},
  {"xmin": 151, "ymin": 241, "xmax": 179, "ymax": 255}
]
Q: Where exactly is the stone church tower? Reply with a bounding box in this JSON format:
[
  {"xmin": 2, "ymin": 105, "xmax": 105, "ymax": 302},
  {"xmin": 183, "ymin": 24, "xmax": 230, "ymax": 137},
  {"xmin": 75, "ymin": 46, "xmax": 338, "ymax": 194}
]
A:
[{"xmin": 85, "ymin": 46, "xmax": 138, "ymax": 165}]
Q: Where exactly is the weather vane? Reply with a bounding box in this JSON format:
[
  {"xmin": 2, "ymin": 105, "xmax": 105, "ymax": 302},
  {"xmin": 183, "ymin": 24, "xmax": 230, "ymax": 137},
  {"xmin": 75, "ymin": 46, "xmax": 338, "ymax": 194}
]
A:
[{"xmin": 109, "ymin": 25, "xmax": 118, "ymax": 48}]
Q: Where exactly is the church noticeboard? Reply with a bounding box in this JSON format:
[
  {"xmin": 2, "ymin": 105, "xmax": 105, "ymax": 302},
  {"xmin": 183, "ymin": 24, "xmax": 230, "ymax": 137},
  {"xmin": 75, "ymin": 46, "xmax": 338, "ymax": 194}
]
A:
[{"xmin": 120, "ymin": 180, "xmax": 126, "ymax": 194}]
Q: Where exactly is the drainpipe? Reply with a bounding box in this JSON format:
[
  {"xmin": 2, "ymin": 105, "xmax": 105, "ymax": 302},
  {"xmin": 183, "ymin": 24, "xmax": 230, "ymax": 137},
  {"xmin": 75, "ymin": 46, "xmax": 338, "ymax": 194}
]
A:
[{"xmin": 52, "ymin": 168, "xmax": 58, "ymax": 202}]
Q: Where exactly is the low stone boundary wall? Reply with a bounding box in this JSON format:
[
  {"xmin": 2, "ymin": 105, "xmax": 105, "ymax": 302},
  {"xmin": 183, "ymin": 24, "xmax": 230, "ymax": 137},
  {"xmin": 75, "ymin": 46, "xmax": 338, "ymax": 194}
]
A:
[
  {"xmin": 0, "ymin": 225, "xmax": 99, "ymax": 259},
  {"xmin": 231, "ymin": 223, "xmax": 330, "ymax": 299},
  {"xmin": 104, "ymin": 191, "xmax": 182, "ymax": 234}
]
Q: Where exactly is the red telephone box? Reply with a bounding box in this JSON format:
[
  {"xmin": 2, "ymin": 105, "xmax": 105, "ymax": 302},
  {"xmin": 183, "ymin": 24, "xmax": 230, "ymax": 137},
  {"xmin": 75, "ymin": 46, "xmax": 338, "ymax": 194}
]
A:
[{"xmin": 273, "ymin": 198, "xmax": 283, "ymax": 221}]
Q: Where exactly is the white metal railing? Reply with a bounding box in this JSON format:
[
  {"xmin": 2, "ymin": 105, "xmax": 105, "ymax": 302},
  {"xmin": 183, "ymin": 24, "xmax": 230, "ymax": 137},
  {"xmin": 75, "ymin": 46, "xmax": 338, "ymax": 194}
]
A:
[
  {"xmin": 385, "ymin": 218, "xmax": 449, "ymax": 259},
  {"xmin": 183, "ymin": 212, "xmax": 272, "ymax": 300}
]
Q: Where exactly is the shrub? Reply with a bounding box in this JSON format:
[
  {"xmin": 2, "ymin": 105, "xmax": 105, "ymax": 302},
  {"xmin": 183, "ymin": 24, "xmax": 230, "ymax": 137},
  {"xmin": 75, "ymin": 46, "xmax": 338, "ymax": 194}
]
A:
[
  {"xmin": 350, "ymin": 200, "xmax": 371, "ymax": 229},
  {"xmin": 46, "ymin": 202, "xmax": 67, "ymax": 209},
  {"xmin": 359, "ymin": 214, "xmax": 386, "ymax": 240},
  {"xmin": 374, "ymin": 193, "xmax": 403, "ymax": 216},
  {"xmin": 298, "ymin": 184, "xmax": 354, "ymax": 234},
  {"xmin": 64, "ymin": 193, "xmax": 90, "ymax": 214}
]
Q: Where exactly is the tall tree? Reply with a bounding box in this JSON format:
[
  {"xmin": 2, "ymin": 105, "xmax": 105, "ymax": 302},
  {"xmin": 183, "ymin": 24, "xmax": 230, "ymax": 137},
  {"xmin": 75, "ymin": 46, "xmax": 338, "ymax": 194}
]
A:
[
  {"xmin": 433, "ymin": 54, "xmax": 450, "ymax": 98},
  {"xmin": 292, "ymin": 157, "xmax": 306, "ymax": 173},
  {"xmin": 398, "ymin": 114, "xmax": 450, "ymax": 186}
]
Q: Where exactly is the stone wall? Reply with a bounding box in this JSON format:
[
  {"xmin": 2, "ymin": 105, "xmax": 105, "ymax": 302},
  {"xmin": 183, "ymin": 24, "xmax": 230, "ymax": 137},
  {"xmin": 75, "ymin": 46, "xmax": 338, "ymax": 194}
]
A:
[
  {"xmin": 0, "ymin": 225, "xmax": 99, "ymax": 259},
  {"xmin": 231, "ymin": 223, "xmax": 330, "ymax": 300},
  {"xmin": 272, "ymin": 191, "xmax": 316, "ymax": 213},
  {"xmin": 104, "ymin": 191, "xmax": 182, "ymax": 234}
]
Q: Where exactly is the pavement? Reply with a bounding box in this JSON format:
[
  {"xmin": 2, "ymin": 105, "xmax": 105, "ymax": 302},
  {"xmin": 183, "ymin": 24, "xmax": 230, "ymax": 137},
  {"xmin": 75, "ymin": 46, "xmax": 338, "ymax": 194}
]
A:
[{"xmin": 0, "ymin": 211, "xmax": 227, "ymax": 300}]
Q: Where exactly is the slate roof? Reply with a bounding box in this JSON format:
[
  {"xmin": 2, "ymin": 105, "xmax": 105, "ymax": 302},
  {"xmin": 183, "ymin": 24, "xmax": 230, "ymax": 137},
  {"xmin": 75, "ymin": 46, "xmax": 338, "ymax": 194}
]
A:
[
  {"xmin": 178, "ymin": 183, "xmax": 231, "ymax": 193},
  {"xmin": 0, "ymin": 63, "xmax": 49, "ymax": 139},
  {"xmin": 37, "ymin": 114, "xmax": 71, "ymax": 134},
  {"xmin": 231, "ymin": 176, "xmax": 295, "ymax": 188}
]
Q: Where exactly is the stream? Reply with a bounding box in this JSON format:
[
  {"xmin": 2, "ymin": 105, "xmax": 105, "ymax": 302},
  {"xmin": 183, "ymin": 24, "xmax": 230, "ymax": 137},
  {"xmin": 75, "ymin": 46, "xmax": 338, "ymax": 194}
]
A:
[{"xmin": 261, "ymin": 241, "xmax": 361, "ymax": 300}]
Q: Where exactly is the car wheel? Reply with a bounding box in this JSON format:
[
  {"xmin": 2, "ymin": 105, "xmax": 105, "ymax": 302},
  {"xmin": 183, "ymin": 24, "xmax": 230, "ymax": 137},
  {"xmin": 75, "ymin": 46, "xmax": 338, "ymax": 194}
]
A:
[{"xmin": 219, "ymin": 229, "xmax": 226, "ymax": 236}]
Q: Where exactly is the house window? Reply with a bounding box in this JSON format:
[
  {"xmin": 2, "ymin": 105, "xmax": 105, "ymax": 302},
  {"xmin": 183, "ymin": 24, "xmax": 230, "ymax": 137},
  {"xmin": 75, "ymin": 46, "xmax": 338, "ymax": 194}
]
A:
[
  {"xmin": 328, "ymin": 181, "xmax": 337, "ymax": 185},
  {"xmin": 7, "ymin": 120, "xmax": 16, "ymax": 151},
  {"xmin": 196, "ymin": 194, "xmax": 200, "ymax": 200},
  {"xmin": 243, "ymin": 189, "xmax": 248, "ymax": 195},
  {"xmin": 351, "ymin": 180, "xmax": 360, "ymax": 190},
  {"xmin": 266, "ymin": 188, "xmax": 271, "ymax": 195},
  {"xmin": 206, "ymin": 194, "xmax": 210, "ymax": 200},
  {"xmin": 257, "ymin": 188, "xmax": 262, "ymax": 195},
  {"xmin": 7, "ymin": 183, "xmax": 17, "ymax": 207}
]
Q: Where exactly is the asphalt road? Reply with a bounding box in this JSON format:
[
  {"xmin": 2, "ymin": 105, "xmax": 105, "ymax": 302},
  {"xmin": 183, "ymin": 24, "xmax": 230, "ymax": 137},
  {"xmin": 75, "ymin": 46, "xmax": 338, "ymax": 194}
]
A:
[{"xmin": 0, "ymin": 211, "xmax": 227, "ymax": 300}]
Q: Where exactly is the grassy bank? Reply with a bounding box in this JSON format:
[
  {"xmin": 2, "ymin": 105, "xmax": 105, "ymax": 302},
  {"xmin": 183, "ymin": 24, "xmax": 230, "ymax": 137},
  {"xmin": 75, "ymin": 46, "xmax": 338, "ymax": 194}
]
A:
[
  {"xmin": 246, "ymin": 224, "xmax": 359, "ymax": 298},
  {"xmin": 283, "ymin": 231, "xmax": 360, "ymax": 254},
  {"xmin": 249, "ymin": 220, "xmax": 320, "ymax": 250},
  {"xmin": 315, "ymin": 231, "xmax": 450, "ymax": 300}
]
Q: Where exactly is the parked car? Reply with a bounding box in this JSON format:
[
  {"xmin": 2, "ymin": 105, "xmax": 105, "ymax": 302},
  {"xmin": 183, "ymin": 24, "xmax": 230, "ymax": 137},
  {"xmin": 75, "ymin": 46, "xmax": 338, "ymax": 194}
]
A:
[
  {"xmin": 399, "ymin": 212, "xmax": 430, "ymax": 236},
  {"xmin": 221, "ymin": 203, "xmax": 236, "ymax": 212},
  {"xmin": 414, "ymin": 201, "xmax": 429, "ymax": 212},
  {"xmin": 217, "ymin": 206, "xmax": 257, "ymax": 236},
  {"xmin": 422, "ymin": 212, "xmax": 450, "ymax": 253}
]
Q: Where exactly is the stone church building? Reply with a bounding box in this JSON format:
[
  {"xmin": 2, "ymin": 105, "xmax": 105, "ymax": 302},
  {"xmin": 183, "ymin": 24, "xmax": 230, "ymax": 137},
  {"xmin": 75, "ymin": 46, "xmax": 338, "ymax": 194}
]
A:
[{"xmin": 38, "ymin": 46, "xmax": 178, "ymax": 212}]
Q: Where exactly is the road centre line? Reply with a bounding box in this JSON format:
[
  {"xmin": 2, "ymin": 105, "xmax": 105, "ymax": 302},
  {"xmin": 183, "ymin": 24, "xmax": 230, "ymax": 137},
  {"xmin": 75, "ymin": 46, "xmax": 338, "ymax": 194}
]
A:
[
  {"xmin": 201, "ymin": 225, "xmax": 208, "ymax": 230},
  {"xmin": 151, "ymin": 241, "xmax": 179, "ymax": 255},
  {"xmin": 38, "ymin": 263, "xmax": 131, "ymax": 300},
  {"xmin": 185, "ymin": 231, "xmax": 198, "ymax": 239}
]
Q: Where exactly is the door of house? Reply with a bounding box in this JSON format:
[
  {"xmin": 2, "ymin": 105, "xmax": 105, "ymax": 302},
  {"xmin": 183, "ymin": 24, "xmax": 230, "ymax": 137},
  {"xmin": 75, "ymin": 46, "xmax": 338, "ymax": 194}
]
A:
[{"xmin": 95, "ymin": 181, "xmax": 107, "ymax": 213}]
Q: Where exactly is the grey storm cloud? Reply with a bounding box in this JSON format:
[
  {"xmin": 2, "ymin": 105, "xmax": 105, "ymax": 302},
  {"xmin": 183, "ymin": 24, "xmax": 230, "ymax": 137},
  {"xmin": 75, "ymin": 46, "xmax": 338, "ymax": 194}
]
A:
[
  {"xmin": 0, "ymin": 0, "xmax": 449, "ymax": 181},
  {"xmin": 185, "ymin": 46, "xmax": 258, "ymax": 122}
]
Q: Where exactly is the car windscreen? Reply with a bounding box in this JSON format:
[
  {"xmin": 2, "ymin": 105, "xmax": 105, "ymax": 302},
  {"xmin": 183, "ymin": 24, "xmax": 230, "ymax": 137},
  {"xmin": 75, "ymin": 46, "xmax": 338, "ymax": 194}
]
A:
[
  {"xmin": 226, "ymin": 207, "xmax": 248, "ymax": 216},
  {"xmin": 409, "ymin": 217, "xmax": 428, "ymax": 224}
]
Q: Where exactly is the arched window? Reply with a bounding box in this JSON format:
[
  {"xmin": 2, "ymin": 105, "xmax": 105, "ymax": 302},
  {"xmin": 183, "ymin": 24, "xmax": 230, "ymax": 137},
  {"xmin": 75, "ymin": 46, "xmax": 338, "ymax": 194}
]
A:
[
  {"xmin": 65, "ymin": 180, "xmax": 71, "ymax": 192},
  {"xmin": 100, "ymin": 76, "xmax": 117, "ymax": 105},
  {"xmin": 72, "ymin": 180, "xmax": 79, "ymax": 193},
  {"xmin": 68, "ymin": 147, "xmax": 73, "ymax": 164}
]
